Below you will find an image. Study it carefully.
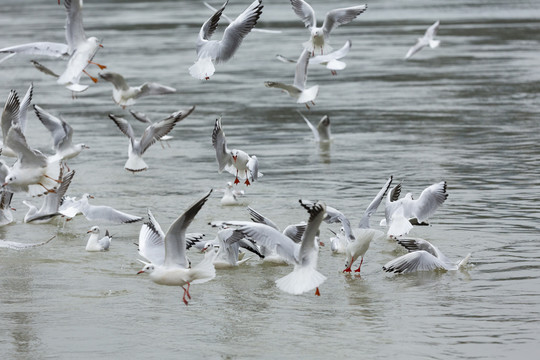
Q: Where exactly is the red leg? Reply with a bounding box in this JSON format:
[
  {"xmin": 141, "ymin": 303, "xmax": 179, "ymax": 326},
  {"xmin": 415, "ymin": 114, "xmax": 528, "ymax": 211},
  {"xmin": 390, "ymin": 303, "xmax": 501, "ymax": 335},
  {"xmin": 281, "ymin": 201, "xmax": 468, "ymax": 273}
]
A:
[
  {"xmin": 314, "ymin": 287, "xmax": 320, "ymax": 296},
  {"xmin": 88, "ymin": 60, "xmax": 107, "ymax": 70},
  {"xmin": 83, "ymin": 70, "xmax": 98, "ymax": 83},
  {"xmin": 343, "ymin": 257, "xmax": 354, "ymax": 273},
  {"xmin": 354, "ymin": 257, "xmax": 364, "ymax": 273}
]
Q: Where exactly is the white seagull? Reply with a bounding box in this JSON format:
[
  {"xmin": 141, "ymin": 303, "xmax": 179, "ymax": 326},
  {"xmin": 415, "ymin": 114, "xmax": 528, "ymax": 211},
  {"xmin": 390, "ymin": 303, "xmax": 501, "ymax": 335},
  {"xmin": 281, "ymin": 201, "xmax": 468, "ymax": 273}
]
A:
[
  {"xmin": 137, "ymin": 190, "xmax": 217, "ymax": 306},
  {"xmin": 219, "ymin": 181, "xmax": 245, "ymax": 206},
  {"xmin": 189, "ymin": 0, "xmax": 264, "ymax": 80},
  {"xmin": 85, "ymin": 225, "xmax": 112, "ymax": 252},
  {"xmin": 203, "ymin": 1, "xmax": 280, "ymax": 34},
  {"xmin": 230, "ymin": 200, "xmax": 327, "ymax": 296},
  {"xmin": 108, "ymin": 106, "xmax": 195, "ymax": 172},
  {"xmin": 98, "ymin": 71, "xmax": 177, "ymax": 109},
  {"xmin": 265, "ymin": 49, "xmax": 319, "ymax": 108},
  {"xmin": 297, "ymin": 111, "xmax": 331, "ymax": 142},
  {"xmin": 405, "ymin": 20, "xmax": 440, "ymax": 60},
  {"xmin": 56, "ymin": 0, "xmax": 106, "ymax": 93},
  {"xmin": 246, "ymin": 206, "xmax": 307, "ymax": 264},
  {"xmin": 33, "ymin": 105, "xmax": 89, "ymax": 164},
  {"xmin": 59, "ymin": 193, "xmax": 142, "ymax": 224},
  {"xmin": 289, "ymin": 0, "xmax": 367, "ymax": 55},
  {"xmin": 383, "ymin": 181, "xmax": 448, "ymax": 238},
  {"xmin": 212, "ymin": 117, "xmax": 262, "ymax": 186},
  {"xmin": 277, "ymin": 39, "xmax": 352, "ymax": 75},
  {"xmin": 1, "ymin": 85, "xmax": 34, "ymax": 158},
  {"xmin": 129, "ymin": 109, "xmax": 187, "ymax": 147},
  {"xmin": 0, "ymin": 158, "xmax": 14, "ymax": 227},
  {"xmin": 383, "ymin": 237, "xmax": 471, "ymax": 274},
  {"xmin": 22, "ymin": 169, "xmax": 75, "ymax": 224},
  {"xmin": 2, "ymin": 126, "xmax": 61, "ymax": 196}
]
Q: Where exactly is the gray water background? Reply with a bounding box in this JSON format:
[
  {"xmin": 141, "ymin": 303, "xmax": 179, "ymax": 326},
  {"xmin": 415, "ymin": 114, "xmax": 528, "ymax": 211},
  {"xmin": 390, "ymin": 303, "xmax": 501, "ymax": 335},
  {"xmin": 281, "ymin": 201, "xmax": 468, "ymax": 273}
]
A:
[{"xmin": 0, "ymin": 0, "xmax": 539, "ymax": 359}]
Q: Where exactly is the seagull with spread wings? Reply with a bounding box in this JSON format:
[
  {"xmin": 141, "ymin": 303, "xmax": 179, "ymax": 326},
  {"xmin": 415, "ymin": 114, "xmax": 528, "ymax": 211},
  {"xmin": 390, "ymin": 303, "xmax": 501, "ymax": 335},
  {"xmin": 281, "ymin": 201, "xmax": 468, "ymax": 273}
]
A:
[
  {"xmin": 189, "ymin": 0, "xmax": 263, "ymax": 80},
  {"xmin": 289, "ymin": 0, "xmax": 367, "ymax": 55}
]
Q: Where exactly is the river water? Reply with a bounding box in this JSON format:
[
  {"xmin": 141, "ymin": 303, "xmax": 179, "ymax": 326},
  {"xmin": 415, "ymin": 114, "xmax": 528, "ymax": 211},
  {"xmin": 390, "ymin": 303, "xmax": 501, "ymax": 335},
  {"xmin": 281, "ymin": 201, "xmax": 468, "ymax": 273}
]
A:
[{"xmin": 0, "ymin": 0, "xmax": 539, "ymax": 359}]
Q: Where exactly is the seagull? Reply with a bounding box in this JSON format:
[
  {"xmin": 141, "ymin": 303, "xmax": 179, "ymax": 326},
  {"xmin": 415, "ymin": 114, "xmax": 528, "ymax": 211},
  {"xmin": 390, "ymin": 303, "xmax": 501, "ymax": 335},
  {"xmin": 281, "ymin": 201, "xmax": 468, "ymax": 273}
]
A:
[
  {"xmin": 383, "ymin": 237, "xmax": 471, "ymax": 274},
  {"xmin": 229, "ymin": 200, "xmax": 327, "ymax": 295},
  {"xmin": 383, "ymin": 181, "xmax": 448, "ymax": 238},
  {"xmin": 108, "ymin": 106, "xmax": 195, "ymax": 172},
  {"xmin": 138, "ymin": 209, "xmax": 209, "ymax": 265},
  {"xmin": 98, "ymin": 71, "xmax": 177, "ymax": 109},
  {"xmin": 33, "ymin": 105, "xmax": 89, "ymax": 164},
  {"xmin": 304, "ymin": 176, "xmax": 392, "ymax": 273},
  {"xmin": 297, "ymin": 111, "xmax": 331, "ymax": 142},
  {"xmin": 22, "ymin": 169, "xmax": 75, "ymax": 224},
  {"xmin": 2, "ymin": 126, "xmax": 62, "ymax": 197},
  {"xmin": 246, "ymin": 206, "xmax": 307, "ymax": 264},
  {"xmin": 265, "ymin": 49, "xmax": 319, "ymax": 108},
  {"xmin": 59, "ymin": 193, "xmax": 142, "ymax": 224},
  {"xmin": 0, "ymin": 157, "xmax": 14, "ymax": 227},
  {"xmin": 289, "ymin": 0, "xmax": 367, "ymax": 55},
  {"xmin": 341, "ymin": 176, "xmax": 393, "ymax": 273},
  {"xmin": 85, "ymin": 225, "xmax": 112, "ymax": 252},
  {"xmin": 276, "ymin": 39, "xmax": 352, "ymax": 75},
  {"xmin": 405, "ymin": 21, "xmax": 440, "ymax": 60},
  {"xmin": 1, "ymin": 85, "xmax": 34, "ymax": 157},
  {"xmin": 56, "ymin": 0, "xmax": 106, "ymax": 93},
  {"xmin": 137, "ymin": 190, "xmax": 217, "ymax": 306},
  {"xmin": 212, "ymin": 117, "xmax": 262, "ymax": 186},
  {"xmin": 203, "ymin": 227, "xmax": 254, "ymax": 268},
  {"xmin": 189, "ymin": 0, "xmax": 263, "ymax": 80},
  {"xmin": 0, "ymin": 236, "xmax": 55, "ymax": 250},
  {"xmin": 203, "ymin": 1, "xmax": 280, "ymax": 34},
  {"xmin": 129, "ymin": 109, "xmax": 189, "ymax": 147},
  {"xmin": 219, "ymin": 182, "xmax": 245, "ymax": 206}
]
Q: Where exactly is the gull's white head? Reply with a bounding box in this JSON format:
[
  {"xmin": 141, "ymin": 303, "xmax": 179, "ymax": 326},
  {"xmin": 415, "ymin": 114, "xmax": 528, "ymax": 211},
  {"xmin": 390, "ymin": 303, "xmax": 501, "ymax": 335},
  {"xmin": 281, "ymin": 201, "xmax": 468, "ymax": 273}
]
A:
[
  {"xmin": 87, "ymin": 225, "xmax": 100, "ymax": 234},
  {"xmin": 137, "ymin": 263, "xmax": 155, "ymax": 275}
]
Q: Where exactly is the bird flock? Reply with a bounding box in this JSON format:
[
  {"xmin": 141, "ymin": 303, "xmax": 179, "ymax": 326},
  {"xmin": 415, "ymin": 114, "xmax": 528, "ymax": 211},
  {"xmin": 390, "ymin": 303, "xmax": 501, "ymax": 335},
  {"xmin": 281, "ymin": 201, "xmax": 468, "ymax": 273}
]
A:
[{"xmin": 0, "ymin": 0, "xmax": 465, "ymax": 306}]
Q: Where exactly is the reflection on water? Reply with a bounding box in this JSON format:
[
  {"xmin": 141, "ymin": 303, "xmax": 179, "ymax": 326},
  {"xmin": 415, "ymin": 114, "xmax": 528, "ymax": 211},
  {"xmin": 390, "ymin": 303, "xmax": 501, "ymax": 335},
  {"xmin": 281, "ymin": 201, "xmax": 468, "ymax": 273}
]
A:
[{"xmin": 0, "ymin": 0, "xmax": 539, "ymax": 358}]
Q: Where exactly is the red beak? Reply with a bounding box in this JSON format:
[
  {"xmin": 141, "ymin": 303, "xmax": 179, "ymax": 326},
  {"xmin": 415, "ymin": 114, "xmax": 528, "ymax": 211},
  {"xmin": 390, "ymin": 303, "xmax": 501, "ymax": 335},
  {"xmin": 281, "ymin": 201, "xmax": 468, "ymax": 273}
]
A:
[{"xmin": 137, "ymin": 270, "xmax": 144, "ymax": 274}]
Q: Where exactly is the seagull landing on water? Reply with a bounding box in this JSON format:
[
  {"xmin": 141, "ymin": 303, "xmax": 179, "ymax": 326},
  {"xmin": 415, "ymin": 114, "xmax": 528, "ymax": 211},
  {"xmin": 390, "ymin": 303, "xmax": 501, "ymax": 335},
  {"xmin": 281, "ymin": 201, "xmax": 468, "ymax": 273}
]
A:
[
  {"xmin": 212, "ymin": 117, "xmax": 262, "ymax": 186},
  {"xmin": 189, "ymin": 0, "xmax": 263, "ymax": 80},
  {"xmin": 383, "ymin": 237, "xmax": 471, "ymax": 274},
  {"xmin": 289, "ymin": 0, "xmax": 367, "ymax": 55},
  {"xmin": 265, "ymin": 49, "xmax": 319, "ymax": 109},
  {"xmin": 137, "ymin": 190, "xmax": 217, "ymax": 306},
  {"xmin": 382, "ymin": 180, "xmax": 448, "ymax": 238},
  {"xmin": 405, "ymin": 20, "xmax": 440, "ymax": 60}
]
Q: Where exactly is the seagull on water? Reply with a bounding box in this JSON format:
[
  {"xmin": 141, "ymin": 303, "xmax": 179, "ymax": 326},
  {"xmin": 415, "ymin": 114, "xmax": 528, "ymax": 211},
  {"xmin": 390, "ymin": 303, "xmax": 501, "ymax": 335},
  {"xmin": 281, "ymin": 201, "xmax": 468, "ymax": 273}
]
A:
[
  {"xmin": 228, "ymin": 200, "xmax": 327, "ymax": 296},
  {"xmin": 189, "ymin": 0, "xmax": 263, "ymax": 80},
  {"xmin": 297, "ymin": 111, "xmax": 331, "ymax": 143},
  {"xmin": 58, "ymin": 193, "xmax": 142, "ymax": 224},
  {"xmin": 22, "ymin": 169, "xmax": 75, "ymax": 224},
  {"xmin": 85, "ymin": 225, "xmax": 112, "ymax": 252},
  {"xmin": 383, "ymin": 237, "xmax": 471, "ymax": 274}
]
